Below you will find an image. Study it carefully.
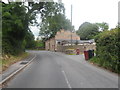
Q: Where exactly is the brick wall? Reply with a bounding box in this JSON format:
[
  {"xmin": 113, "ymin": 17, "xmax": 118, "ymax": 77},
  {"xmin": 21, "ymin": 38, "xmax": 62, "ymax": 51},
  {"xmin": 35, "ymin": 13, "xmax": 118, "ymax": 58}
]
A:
[
  {"xmin": 45, "ymin": 38, "xmax": 56, "ymax": 51},
  {"xmin": 45, "ymin": 40, "xmax": 50, "ymax": 50},
  {"xmin": 55, "ymin": 29, "xmax": 80, "ymax": 40}
]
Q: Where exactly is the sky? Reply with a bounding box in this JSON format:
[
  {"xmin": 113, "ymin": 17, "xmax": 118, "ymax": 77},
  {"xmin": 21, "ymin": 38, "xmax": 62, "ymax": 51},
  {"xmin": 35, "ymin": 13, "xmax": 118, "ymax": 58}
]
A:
[
  {"xmin": 62, "ymin": 0, "xmax": 119, "ymax": 30},
  {"xmin": 3, "ymin": 0, "xmax": 119, "ymax": 39},
  {"xmin": 33, "ymin": 0, "xmax": 119, "ymax": 39}
]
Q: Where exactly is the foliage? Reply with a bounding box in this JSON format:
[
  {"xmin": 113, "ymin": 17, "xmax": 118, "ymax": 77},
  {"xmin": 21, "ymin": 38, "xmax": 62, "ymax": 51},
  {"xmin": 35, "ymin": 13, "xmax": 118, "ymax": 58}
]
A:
[
  {"xmin": 35, "ymin": 40, "xmax": 45, "ymax": 49},
  {"xmin": 39, "ymin": 2, "xmax": 74, "ymax": 39},
  {"xmin": 2, "ymin": 1, "xmax": 39, "ymax": 55},
  {"xmin": 92, "ymin": 28, "xmax": 119, "ymax": 73},
  {"xmin": 2, "ymin": 2, "xmax": 58, "ymax": 55},
  {"xmin": 95, "ymin": 22, "xmax": 109, "ymax": 31},
  {"xmin": 2, "ymin": 2, "xmax": 27, "ymax": 55},
  {"xmin": 2, "ymin": 1, "xmax": 73, "ymax": 55},
  {"xmin": 76, "ymin": 22, "xmax": 99, "ymax": 40},
  {"xmin": 25, "ymin": 31, "xmax": 36, "ymax": 49},
  {"xmin": 2, "ymin": 52, "xmax": 29, "ymax": 72}
]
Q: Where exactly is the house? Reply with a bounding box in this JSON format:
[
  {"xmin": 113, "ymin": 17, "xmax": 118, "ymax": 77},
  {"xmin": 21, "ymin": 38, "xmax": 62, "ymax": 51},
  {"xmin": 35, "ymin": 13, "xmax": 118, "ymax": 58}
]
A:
[
  {"xmin": 45, "ymin": 29, "xmax": 80, "ymax": 51},
  {"xmin": 45, "ymin": 29, "xmax": 96, "ymax": 52}
]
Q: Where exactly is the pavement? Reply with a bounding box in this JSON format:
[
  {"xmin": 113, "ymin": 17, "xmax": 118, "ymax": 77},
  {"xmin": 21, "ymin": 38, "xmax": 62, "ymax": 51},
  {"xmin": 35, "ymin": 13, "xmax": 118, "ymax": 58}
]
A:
[
  {"xmin": 0, "ymin": 52, "xmax": 36, "ymax": 85},
  {"xmin": 1, "ymin": 50, "xmax": 119, "ymax": 88}
]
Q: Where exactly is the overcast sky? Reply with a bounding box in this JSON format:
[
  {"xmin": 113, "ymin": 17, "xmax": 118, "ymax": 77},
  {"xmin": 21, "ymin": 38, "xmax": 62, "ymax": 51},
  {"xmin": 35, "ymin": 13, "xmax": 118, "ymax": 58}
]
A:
[
  {"xmin": 62, "ymin": 0, "xmax": 119, "ymax": 30},
  {"xmin": 3, "ymin": 0, "xmax": 119, "ymax": 39}
]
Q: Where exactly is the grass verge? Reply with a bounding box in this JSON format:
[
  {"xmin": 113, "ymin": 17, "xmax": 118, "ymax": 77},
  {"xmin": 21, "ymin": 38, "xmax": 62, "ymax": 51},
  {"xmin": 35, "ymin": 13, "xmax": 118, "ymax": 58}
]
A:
[
  {"xmin": 68, "ymin": 53, "xmax": 76, "ymax": 55},
  {"xmin": 89, "ymin": 56, "xmax": 119, "ymax": 74},
  {"xmin": 0, "ymin": 52, "xmax": 29, "ymax": 73}
]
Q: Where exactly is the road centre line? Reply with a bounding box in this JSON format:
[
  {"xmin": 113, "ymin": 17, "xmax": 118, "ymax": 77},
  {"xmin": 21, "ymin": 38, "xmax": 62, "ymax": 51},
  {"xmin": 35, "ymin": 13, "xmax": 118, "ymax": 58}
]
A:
[{"xmin": 62, "ymin": 70, "xmax": 72, "ymax": 88}]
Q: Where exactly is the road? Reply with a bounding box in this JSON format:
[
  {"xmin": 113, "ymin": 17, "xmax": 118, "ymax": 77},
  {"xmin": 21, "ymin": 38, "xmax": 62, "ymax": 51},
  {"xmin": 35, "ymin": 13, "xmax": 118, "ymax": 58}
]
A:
[{"xmin": 6, "ymin": 50, "xmax": 118, "ymax": 88}]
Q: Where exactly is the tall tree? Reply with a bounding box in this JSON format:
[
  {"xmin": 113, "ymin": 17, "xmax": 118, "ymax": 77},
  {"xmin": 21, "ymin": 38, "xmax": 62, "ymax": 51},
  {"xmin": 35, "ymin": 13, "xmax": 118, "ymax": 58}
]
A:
[
  {"xmin": 39, "ymin": 2, "xmax": 74, "ymax": 39},
  {"xmin": 2, "ymin": 1, "xmax": 72, "ymax": 55},
  {"xmin": 76, "ymin": 22, "xmax": 99, "ymax": 40},
  {"xmin": 95, "ymin": 22, "xmax": 109, "ymax": 31},
  {"xmin": 2, "ymin": 1, "xmax": 46, "ymax": 55},
  {"xmin": 24, "ymin": 30, "xmax": 35, "ymax": 49},
  {"xmin": 2, "ymin": 2, "xmax": 28, "ymax": 55}
]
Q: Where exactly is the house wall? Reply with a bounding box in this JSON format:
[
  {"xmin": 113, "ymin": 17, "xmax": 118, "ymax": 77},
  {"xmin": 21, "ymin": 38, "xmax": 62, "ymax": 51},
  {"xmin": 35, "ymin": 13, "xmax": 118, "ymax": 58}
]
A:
[
  {"xmin": 45, "ymin": 29, "xmax": 80, "ymax": 51},
  {"xmin": 55, "ymin": 29, "xmax": 80, "ymax": 40},
  {"xmin": 49, "ymin": 38, "xmax": 56, "ymax": 51},
  {"xmin": 45, "ymin": 40, "xmax": 50, "ymax": 50},
  {"xmin": 45, "ymin": 38, "xmax": 56, "ymax": 51}
]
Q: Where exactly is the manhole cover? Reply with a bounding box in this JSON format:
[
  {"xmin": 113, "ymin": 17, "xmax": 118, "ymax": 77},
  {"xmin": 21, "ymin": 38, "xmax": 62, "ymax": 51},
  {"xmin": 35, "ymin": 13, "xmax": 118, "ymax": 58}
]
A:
[{"xmin": 20, "ymin": 61, "xmax": 28, "ymax": 64}]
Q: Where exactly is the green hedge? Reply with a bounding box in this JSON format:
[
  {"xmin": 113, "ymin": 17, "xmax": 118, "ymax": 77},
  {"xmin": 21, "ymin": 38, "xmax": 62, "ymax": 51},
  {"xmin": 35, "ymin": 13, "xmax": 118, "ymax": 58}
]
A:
[{"xmin": 94, "ymin": 28, "xmax": 119, "ymax": 73}]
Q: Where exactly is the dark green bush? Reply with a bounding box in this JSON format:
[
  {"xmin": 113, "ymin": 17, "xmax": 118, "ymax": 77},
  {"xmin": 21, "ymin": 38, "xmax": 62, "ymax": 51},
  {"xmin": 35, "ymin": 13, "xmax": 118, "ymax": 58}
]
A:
[{"xmin": 94, "ymin": 28, "xmax": 119, "ymax": 73}]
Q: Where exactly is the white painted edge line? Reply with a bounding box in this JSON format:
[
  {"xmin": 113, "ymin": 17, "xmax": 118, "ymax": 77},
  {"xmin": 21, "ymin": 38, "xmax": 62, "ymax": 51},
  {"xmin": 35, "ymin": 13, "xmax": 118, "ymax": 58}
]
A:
[
  {"xmin": 62, "ymin": 70, "xmax": 72, "ymax": 88},
  {"xmin": 0, "ymin": 54, "xmax": 37, "ymax": 85}
]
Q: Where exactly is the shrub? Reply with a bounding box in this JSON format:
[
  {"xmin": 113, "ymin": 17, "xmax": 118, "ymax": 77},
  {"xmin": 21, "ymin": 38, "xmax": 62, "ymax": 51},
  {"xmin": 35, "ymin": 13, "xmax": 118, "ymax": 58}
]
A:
[{"xmin": 94, "ymin": 28, "xmax": 119, "ymax": 73}]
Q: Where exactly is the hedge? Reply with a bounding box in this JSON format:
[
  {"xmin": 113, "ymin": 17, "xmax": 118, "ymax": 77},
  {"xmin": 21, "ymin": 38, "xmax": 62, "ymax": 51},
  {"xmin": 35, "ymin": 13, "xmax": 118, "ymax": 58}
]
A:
[{"xmin": 94, "ymin": 28, "xmax": 119, "ymax": 73}]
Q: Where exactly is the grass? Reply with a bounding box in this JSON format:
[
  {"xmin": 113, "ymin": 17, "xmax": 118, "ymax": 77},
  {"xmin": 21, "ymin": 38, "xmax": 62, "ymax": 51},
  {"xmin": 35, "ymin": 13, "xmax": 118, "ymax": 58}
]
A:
[
  {"xmin": 68, "ymin": 53, "xmax": 76, "ymax": 55},
  {"xmin": 89, "ymin": 56, "xmax": 119, "ymax": 74},
  {"xmin": 89, "ymin": 57, "xmax": 99, "ymax": 63},
  {"xmin": 0, "ymin": 52, "xmax": 29, "ymax": 73}
]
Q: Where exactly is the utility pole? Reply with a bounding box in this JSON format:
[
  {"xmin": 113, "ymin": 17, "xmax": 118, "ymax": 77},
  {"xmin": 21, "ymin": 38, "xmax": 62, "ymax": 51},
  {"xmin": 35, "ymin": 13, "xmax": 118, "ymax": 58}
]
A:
[{"xmin": 71, "ymin": 4, "xmax": 73, "ymax": 46}]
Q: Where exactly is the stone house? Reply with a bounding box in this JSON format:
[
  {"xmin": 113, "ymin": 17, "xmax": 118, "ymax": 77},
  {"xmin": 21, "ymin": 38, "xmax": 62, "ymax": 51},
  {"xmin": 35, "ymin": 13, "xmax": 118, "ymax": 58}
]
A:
[{"xmin": 45, "ymin": 29, "xmax": 80, "ymax": 51}]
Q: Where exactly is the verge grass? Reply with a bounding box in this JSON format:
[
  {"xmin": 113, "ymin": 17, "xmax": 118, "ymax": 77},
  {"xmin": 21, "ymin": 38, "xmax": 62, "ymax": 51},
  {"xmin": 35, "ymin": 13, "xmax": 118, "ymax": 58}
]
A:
[
  {"xmin": 89, "ymin": 57, "xmax": 119, "ymax": 74},
  {"xmin": 0, "ymin": 52, "xmax": 29, "ymax": 73}
]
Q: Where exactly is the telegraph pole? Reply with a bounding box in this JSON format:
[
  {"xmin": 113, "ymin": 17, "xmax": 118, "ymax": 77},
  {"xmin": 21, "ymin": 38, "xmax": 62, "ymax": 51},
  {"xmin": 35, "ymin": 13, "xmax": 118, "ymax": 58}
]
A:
[
  {"xmin": 71, "ymin": 5, "xmax": 72, "ymax": 25},
  {"xmin": 71, "ymin": 4, "xmax": 73, "ymax": 46}
]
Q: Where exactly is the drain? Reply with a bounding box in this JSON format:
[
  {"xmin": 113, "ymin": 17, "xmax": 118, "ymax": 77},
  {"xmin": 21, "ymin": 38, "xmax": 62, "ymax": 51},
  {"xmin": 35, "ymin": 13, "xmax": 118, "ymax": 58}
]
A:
[{"xmin": 20, "ymin": 61, "xmax": 28, "ymax": 64}]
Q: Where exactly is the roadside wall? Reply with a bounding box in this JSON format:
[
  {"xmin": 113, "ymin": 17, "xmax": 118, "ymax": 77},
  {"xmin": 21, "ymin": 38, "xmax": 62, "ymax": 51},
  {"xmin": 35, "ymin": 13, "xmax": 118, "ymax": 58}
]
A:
[{"xmin": 57, "ymin": 44, "xmax": 96, "ymax": 54}]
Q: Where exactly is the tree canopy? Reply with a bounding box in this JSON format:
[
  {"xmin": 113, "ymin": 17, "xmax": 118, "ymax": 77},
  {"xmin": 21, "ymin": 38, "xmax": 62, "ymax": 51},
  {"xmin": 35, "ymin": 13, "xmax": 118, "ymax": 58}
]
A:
[
  {"xmin": 76, "ymin": 22, "xmax": 99, "ymax": 40},
  {"xmin": 39, "ymin": 2, "xmax": 74, "ymax": 39},
  {"xmin": 2, "ymin": 2, "xmax": 29, "ymax": 55},
  {"xmin": 1, "ymin": 2, "xmax": 49, "ymax": 55},
  {"xmin": 2, "ymin": 1, "xmax": 73, "ymax": 55},
  {"xmin": 95, "ymin": 22, "xmax": 109, "ymax": 31}
]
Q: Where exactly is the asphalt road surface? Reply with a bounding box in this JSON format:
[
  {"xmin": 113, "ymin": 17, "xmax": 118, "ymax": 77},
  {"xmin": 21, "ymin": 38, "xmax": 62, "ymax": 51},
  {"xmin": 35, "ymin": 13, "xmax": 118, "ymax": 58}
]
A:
[{"xmin": 6, "ymin": 50, "xmax": 118, "ymax": 88}]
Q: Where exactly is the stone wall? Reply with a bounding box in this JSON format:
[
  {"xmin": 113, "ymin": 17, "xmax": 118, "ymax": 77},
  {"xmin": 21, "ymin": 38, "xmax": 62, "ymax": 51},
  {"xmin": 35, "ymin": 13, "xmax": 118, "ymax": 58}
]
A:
[{"xmin": 57, "ymin": 44, "xmax": 96, "ymax": 54}]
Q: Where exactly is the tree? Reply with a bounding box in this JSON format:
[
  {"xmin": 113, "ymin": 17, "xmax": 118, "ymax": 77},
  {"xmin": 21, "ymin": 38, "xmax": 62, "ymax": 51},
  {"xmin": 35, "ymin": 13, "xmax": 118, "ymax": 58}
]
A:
[
  {"xmin": 76, "ymin": 22, "xmax": 99, "ymax": 40},
  {"xmin": 24, "ymin": 31, "xmax": 36, "ymax": 49},
  {"xmin": 95, "ymin": 22, "xmax": 109, "ymax": 31},
  {"xmin": 35, "ymin": 40, "xmax": 45, "ymax": 49},
  {"xmin": 2, "ymin": 1, "xmax": 73, "ymax": 55},
  {"xmin": 2, "ymin": 2, "xmax": 28, "ymax": 55},
  {"xmin": 39, "ymin": 2, "xmax": 74, "ymax": 39},
  {"xmin": 2, "ymin": 1, "xmax": 45, "ymax": 55}
]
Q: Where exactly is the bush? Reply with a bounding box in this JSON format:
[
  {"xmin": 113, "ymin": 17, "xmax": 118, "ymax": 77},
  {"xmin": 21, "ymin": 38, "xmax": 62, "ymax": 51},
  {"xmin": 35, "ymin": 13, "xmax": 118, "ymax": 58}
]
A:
[{"xmin": 93, "ymin": 28, "xmax": 119, "ymax": 73}]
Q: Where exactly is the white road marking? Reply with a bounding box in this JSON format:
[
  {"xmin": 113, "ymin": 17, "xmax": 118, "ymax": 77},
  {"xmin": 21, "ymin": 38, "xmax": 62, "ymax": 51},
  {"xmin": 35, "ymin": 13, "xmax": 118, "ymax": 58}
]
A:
[{"xmin": 62, "ymin": 70, "xmax": 72, "ymax": 88}]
